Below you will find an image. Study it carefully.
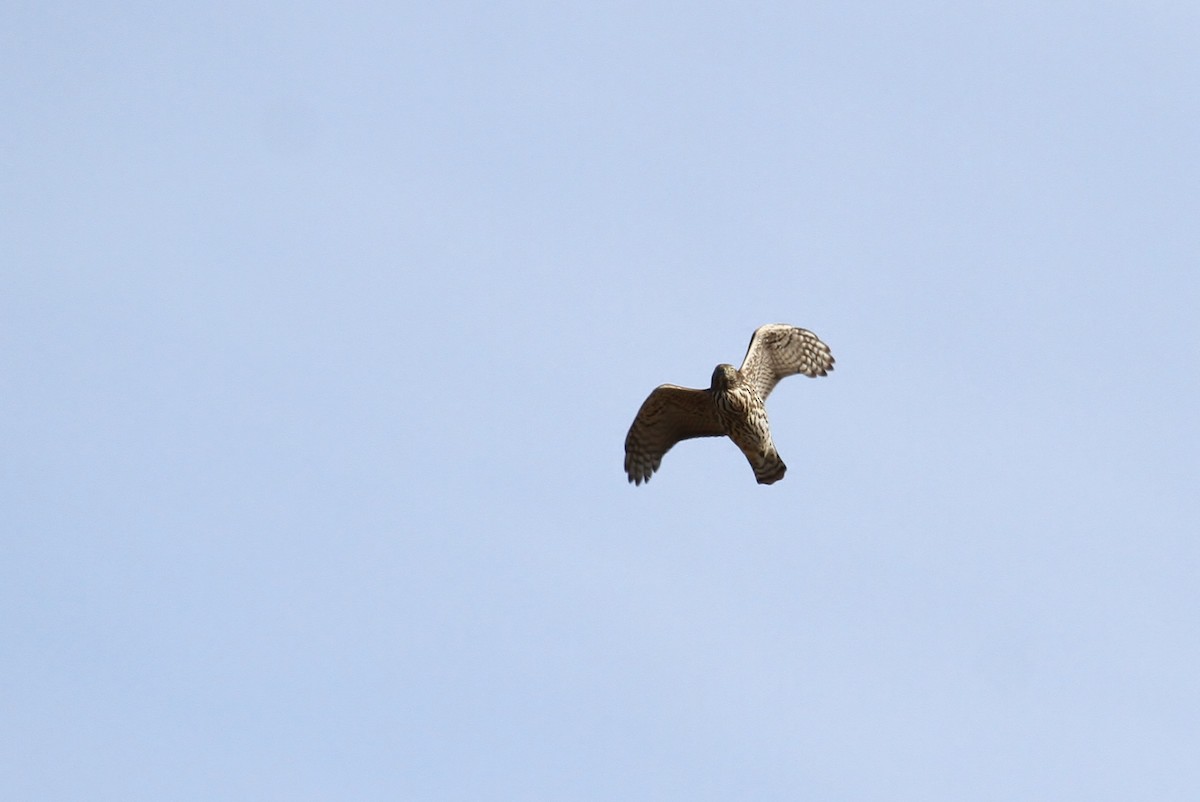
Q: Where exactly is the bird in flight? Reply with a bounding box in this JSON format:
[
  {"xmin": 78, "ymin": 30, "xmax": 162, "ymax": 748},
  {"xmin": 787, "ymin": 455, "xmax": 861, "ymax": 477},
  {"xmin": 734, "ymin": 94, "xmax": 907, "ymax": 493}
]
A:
[{"xmin": 624, "ymin": 324, "xmax": 834, "ymax": 486}]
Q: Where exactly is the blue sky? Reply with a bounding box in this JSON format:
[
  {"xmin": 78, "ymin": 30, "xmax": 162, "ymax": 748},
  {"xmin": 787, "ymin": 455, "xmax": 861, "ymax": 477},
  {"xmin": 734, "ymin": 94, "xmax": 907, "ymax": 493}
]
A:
[{"xmin": 3, "ymin": 2, "xmax": 1198, "ymax": 799}]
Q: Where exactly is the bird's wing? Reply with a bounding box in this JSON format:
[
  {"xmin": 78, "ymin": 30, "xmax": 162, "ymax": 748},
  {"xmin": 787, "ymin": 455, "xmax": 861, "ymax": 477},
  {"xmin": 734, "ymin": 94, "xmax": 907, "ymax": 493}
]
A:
[
  {"xmin": 738, "ymin": 324, "xmax": 835, "ymax": 400},
  {"xmin": 624, "ymin": 385, "xmax": 724, "ymax": 485}
]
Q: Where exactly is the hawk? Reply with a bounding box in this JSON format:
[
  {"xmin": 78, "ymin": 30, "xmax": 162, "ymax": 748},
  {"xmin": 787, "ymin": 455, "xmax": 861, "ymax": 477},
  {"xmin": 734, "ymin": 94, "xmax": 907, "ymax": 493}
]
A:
[{"xmin": 624, "ymin": 324, "xmax": 834, "ymax": 486}]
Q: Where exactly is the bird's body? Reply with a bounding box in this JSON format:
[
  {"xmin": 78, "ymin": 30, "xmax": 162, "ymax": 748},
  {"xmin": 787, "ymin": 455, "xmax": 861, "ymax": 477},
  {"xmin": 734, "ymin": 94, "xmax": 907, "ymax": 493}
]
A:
[{"xmin": 624, "ymin": 325, "xmax": 834, "ymax": 486}]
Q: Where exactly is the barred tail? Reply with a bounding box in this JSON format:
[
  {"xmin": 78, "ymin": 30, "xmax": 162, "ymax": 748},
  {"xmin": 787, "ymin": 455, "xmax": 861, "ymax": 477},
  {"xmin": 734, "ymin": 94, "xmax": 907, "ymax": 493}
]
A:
[{"xmin": 751, "ymin": 450, "xmax": 787, "ymax": 485}]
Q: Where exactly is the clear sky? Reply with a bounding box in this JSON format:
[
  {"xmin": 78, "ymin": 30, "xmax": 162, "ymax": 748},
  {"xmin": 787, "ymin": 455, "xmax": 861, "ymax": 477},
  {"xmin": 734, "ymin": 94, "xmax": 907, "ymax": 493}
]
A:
[{"xmin": 4, "ymin": 2, "xmax": 1198, "ymax": 799}]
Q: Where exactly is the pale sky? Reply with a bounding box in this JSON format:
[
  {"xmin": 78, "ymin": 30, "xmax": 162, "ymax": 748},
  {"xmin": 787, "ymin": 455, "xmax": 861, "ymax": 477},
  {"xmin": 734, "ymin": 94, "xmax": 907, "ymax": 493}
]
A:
[{"xmin": 3, "ymin": 2, "xmax": 1198, "ymax": 799}]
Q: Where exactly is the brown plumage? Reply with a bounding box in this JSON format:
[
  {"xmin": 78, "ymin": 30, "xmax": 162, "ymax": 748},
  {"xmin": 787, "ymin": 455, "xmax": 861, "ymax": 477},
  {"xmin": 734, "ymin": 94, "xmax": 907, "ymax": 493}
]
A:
[{"xmin": 624, "ymin": 324, "xmax": 834, "ymax": 486}]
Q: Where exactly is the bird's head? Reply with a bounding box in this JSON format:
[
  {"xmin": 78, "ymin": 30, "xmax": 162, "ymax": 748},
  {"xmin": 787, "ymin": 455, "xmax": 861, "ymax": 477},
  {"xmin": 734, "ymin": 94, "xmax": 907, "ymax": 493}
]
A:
[{"xmin": 710, "ymin": 363, "xmax": 739, "ymax": 392}]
